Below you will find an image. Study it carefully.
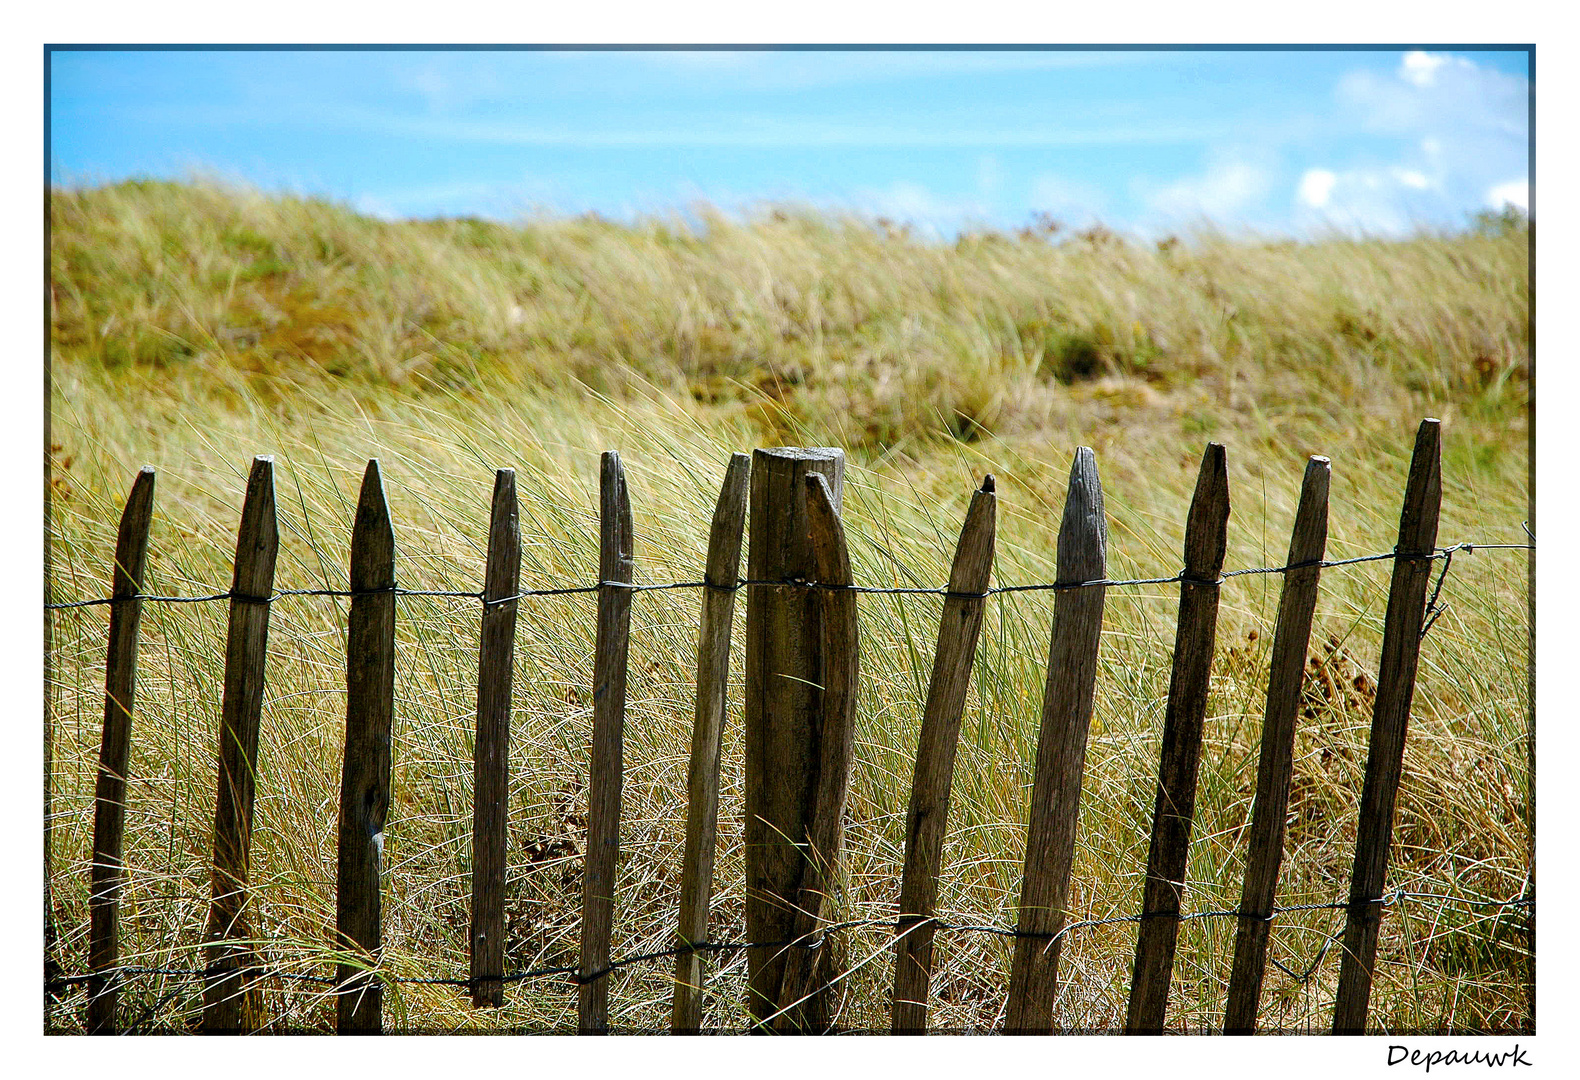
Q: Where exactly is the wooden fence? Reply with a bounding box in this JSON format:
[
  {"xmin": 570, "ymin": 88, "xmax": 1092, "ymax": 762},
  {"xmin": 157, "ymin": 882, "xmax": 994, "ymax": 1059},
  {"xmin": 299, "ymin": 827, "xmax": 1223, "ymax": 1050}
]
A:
[{"xmin": 58, "ymin": 418, "xmax": 1470, "ymax": 1034}]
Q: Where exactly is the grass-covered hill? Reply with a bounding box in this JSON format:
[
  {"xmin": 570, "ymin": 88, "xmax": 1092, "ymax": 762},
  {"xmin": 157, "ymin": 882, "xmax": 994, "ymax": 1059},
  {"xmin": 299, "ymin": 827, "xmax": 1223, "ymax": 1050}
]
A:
[
  {"xmin": 46, "ymin": 180, "xmax": 1530, "ymax": 1033},
  {"xmin": 50, "ymin": 178, "xmax": 1528, "ymax": 452}
]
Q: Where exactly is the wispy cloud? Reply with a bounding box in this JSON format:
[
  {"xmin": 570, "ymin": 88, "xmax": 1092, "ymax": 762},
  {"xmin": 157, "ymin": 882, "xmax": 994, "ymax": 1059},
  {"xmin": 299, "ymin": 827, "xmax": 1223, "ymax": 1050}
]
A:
[
  {"xmin": 1344, "ymin": 50, "xmax": 1527, "ymax": 129},
  {"xmin": 1486, "ymin": 179, "xmax": 1529, "ymax": 213},
  {"xmin": 1133, "ymin": 152, "xmax": 1276, "ymax": 233},
  {"xmin": 618, "ymin": 48, "xmax": 1178, "ymax": 93},
  {"xmin": 1292, "ymin": 50, "xmax": 1527, "ymax": 235},
  {"xmin": 1292, "ymin": 165, "xmax": 1435, "ymax": 236},
  {"xmin": 297, "ymin": 103, "xmax": 1236, "ymax": 151},
  {"xmin": 52, "ymin": 48, "xmax": 1531, "ymax": 237}
]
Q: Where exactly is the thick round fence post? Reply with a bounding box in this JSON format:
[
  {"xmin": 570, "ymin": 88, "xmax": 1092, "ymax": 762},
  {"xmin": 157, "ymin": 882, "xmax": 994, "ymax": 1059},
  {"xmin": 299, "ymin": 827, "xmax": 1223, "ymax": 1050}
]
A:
[
  {"xmin": 470, "ymin": 469, "xmax": 521, "ymax": 1008},
  {"xmin": 891, "ymin": 475, "xmax": 996, "ymax": 1034},
  {"xmin": 1126, "ymin": 443, "xmax": 1230, "ymax": 1034},
  {"xmin": 672, "ymin": 453, "xmax": 751, "ymax": 1034},
  {"xmin": 1333, "ymin": 419, "xmax": 1442, "ymax": 1034},
  {"xmin": 88, "ymin": 466, "xmax": 155, "ymax": 1035},
  {"xmin": 743, "ymin": 446, "xmax": 845, "ymax": 1029},
  {"xmin": 336, "ymin": 460, "xmax": 397, "ymax": 1035},
  {"xmin": 1223, "ymin": 456, "xmax": 1330, "ymax": 1034},
  {"xmin": 770, "ymin": 473, "xmax": 859, "ymax": 1032},
  {"xmin": 1005, "ymin": 449, "xmax": 1108, "ymax": 1034},
  {"xmin": 202, "ymin": 456, "xmax": 278, "ymax": 1034}
]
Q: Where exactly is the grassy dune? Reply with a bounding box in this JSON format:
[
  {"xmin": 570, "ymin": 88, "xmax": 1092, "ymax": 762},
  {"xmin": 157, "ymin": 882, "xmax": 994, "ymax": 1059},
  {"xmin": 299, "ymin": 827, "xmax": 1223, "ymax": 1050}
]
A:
[{"xmin": 46, "ymin": 180, "xmax": 1530, "ymax": 1032}]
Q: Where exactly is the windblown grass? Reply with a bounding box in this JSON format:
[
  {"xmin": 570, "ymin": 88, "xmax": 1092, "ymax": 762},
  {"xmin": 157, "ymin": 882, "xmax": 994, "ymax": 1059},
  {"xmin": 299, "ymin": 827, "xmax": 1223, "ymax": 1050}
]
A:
[{"xmin": 45, "ymin": 180, "xmax": 1530, "ymax": 1032}]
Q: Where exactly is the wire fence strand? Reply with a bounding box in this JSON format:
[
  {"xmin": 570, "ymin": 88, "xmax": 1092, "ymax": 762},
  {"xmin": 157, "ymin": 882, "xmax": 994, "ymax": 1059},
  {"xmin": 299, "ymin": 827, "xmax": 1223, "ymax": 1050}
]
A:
[
  {"xmin": 45, "ymin": 886, "xmax": 1531, "ymax": 1001},
  {"xmin": 43, "ymin": 540, "xmax": 1533, "ymax": 611}
]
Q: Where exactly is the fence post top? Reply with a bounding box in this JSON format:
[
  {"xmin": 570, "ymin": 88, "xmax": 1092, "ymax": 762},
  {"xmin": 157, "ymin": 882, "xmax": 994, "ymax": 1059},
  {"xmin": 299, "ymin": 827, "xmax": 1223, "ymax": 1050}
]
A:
[{"xmin": 754, "ymin": 447, "xmax": 844, "ymax": 463}]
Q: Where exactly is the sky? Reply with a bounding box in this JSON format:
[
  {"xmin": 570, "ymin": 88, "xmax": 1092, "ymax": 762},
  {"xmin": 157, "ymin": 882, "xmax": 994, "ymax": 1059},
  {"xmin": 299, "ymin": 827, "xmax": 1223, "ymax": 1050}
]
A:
[{"xmin": 48, "ymin": 46, "xmax": 1530, "ymax": 239}]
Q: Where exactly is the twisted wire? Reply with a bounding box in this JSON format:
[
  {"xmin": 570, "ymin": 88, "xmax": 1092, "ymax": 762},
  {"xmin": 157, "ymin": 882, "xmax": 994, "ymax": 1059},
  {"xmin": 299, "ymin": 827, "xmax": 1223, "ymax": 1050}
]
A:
[{"xmin": 44, "ymin": 540, "xmax": 1532, "ymax": 611}]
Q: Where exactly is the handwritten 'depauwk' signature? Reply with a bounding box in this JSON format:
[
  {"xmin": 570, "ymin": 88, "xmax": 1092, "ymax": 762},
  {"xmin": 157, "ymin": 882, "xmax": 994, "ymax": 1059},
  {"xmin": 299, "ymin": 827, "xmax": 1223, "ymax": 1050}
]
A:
[{"xmin": 1388, "ymin": 1045, "xmax": 1532, "ymax": 1072}]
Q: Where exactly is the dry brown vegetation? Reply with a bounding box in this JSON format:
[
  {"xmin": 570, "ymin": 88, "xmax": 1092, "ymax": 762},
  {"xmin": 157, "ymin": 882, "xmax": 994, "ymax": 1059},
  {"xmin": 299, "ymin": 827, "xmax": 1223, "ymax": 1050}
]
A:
[{"xmin": 46, "ymin": 180, "xmax": 1530, "ymax": 1032}]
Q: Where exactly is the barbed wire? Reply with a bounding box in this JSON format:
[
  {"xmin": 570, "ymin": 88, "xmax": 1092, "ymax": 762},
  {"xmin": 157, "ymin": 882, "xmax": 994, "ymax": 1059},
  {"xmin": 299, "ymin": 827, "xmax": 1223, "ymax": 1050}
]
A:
[
  {"xmin": 44, "ymin": 885, "xmax": 1531, "ymax": 1001},
  {"xmin": 42, "ymin": 540, "xmax": 1533, "ymax": 612}
]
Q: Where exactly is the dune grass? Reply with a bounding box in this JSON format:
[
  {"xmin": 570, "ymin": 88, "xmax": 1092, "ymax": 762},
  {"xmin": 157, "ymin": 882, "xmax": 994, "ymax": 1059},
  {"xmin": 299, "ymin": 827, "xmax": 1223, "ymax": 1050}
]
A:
[{"xmin": 45, "ymin": 180, "xmax": 1530, "ymax": 1033}]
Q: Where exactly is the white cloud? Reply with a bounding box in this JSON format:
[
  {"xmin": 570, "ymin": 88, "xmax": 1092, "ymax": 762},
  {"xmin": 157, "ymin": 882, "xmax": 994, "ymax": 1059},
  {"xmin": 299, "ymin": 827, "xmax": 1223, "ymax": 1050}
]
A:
[
  {"xmin": 1291, "ymin": 165, "xmax": 1453, "ymax": 237},
  {"xmin": 1298, "ymin": 168, "xmax": 1337, "ymax": 208},
  {"xmin": 1137, "ymin": 156, "xmax": 1272, "ymax": 226},
  {"xmin": 307, "ymin": 100, "xmax": 1233, "ymax": 151},
  {"xmin": 1312, "ymin": 51, "xmax": 1527, "ymax": 235},
  {"xmin": 1336, "ymin": 50, "xmax": 1526, "ymax": 141},
  {"xmin": 621, "ymin": 49, "xmax": 1172, "ymax": 94},
  {"xmin": 1393, "ymin": 167, "xmax": 1432, "ymax": 190},
  {"xmin": 1399, "ymin": 50, "xmax": 1471, "ymax": 89},
  {"xmin": 1487, "ymin": 179, "xmax": 1529, "ymax": 213}
]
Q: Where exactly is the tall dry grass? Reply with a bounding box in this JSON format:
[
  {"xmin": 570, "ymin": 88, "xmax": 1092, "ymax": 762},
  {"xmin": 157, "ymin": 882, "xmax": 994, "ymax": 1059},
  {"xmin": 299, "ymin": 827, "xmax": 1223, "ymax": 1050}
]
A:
[{"xmin": 45, "ymin": 180, "xmax": 1530, "ymax": 1032}]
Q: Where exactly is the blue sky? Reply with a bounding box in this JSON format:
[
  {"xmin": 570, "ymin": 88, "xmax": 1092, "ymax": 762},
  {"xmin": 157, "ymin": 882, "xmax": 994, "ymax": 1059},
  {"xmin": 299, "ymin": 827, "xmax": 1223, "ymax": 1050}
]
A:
[{"xmin": 50, "ymin": 47, "xmax": 1530, "ymax": 239}]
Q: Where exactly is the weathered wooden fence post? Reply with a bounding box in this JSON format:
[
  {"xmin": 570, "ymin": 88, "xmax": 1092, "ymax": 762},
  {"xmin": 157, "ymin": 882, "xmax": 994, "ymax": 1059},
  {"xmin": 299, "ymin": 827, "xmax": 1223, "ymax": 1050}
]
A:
[
  {"xmin": 672, "ymin": 453, "xmax": 751, "ymax": 1034},
  {"xmin": 770, "ymin": 472, "xmax": 859, "ymax": 1032},
  {"xmin": 891, "ymin": 475, "xmax": 996, "ymax": 1034},
  {"xmin": 1223, "ymin": 456, "xmax": 1330, "ymax": 1034},
  {"xmin": 1332, "ymin": 419, "xmax": 1442, "ymax": 1034},
  {"xmin": 1126, "ymin": 443, "xmax": 1230, "ymax": 1034},
  {"xmin": 469, "ymin": 469, "xmax": 521, "ymax": 1008},
  {"xmin": 578, "ymin": 451, "xmax": 635, "ymax": 1034},
  {"xmin": 203, "ymin": 456, "xmax": 278, "ymax": 1033},
  {"xmin": 1005, "ymin": 449, "xmax": 1108, "ymax": 1034},
  {"xmin": 87, "ymin": 466, "xmax": 155, "ymax": 1035},
  {"xmin": 336, "ymin": 459, "xmax": 397, "ymax": 1034},
  {"xmin": 742, "ymin": 447, "xmax": 846, "ymax": 1030}
]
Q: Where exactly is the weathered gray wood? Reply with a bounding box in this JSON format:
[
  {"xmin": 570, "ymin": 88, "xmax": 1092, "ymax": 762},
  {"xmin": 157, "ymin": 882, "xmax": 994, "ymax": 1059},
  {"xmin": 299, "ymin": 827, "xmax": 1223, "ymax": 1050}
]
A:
[
  {"xmin": 335, "ymin": 459, "xmax": 397, "ymax": 1035},
  {"xmin": 1004, "ymin": 449, "xmax": 1109, "ymax": 1034},
  {"xmin": 578, "ymin": 451, "xmax": 635, "ymax": 1034},
  {"xmin": 891, "ymin": 476, "xmax": 997, "ymax": 1034},
  {"xmin": 1333, "ymin": 419, "xmax": 1442, "ymax": 1034},
  {"xmin": 469, "ymin": 469, "xmax": 521, "ymax": 1008},
  {"xmin": 1126, "ymin": 443, "xmax": 1231, "ymax": 1034},
  {"xmin": 672, "ymin": 453, "xmax": 751, "ymax": 1034},
  {"xmin": 771, "ymin": 472, "xmax": 859, "ymax": 1032},
  {"xmin": 87, "ymin": 466, "xmax": 155, "ymax": 1035},
  {"xmin": 1223, "ymin": 456, "xmax": 1331, "ymax": 1034},
  {"xmin": 203, "ymin": 456, "xmax": 279, "ymax": 1033},
  {"xmin": 743, "ymin": 447, "xmax": 845, "ymax": 1027}
]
